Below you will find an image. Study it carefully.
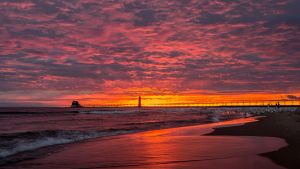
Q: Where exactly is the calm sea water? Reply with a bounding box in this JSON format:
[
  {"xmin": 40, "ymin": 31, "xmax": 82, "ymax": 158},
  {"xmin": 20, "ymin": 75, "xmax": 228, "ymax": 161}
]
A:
[{"xmin": 0, "ymin": 107, "xmax": 295, "ymax": 163}]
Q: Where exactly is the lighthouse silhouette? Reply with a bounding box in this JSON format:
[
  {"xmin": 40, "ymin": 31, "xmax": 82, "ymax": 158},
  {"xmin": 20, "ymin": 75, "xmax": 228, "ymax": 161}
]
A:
[{"xmin": 138, "ymin": 96, "xmax": 142, "ymax": 108}]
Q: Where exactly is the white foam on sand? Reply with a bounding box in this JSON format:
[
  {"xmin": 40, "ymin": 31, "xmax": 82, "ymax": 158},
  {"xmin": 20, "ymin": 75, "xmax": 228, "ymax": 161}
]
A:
[
  {"xmin": 0, "ymin": 137, "xmax": 73, "ymax": 158},
  {"xmin": 0, "ymin": 130, "xmax": 129, "ymax": 158}
]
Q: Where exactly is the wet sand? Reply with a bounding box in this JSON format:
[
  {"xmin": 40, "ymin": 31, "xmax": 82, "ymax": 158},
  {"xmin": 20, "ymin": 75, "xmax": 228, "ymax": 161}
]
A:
[
  {"xmin": 207, "ymin": 110, "xmax": 300, "ymax": 169},
  {"xmin": 3, "ymin": 117, "xmax": 287, "ymax": 169}
]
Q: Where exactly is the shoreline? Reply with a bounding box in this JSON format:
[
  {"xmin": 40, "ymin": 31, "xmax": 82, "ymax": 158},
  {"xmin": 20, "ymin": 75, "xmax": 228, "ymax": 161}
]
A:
[
  {"xmin": 1, "ymin": 110, "xmax": 296, "ymax": 168},
  {"xmin": 1, "ymin": 116, "xmax": 287, "ymax": 169},
  {"xmin": 0, "ymin": 117, "xmax": 240, "ymax": 166},
  {"xmin": 206, "ymin": 110, "xmax": 300, "ymax": 169}
]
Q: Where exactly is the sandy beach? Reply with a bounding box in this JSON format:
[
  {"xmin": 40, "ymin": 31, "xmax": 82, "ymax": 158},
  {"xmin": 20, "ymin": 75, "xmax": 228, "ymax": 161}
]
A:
[
  {"xmin": 207, "ymin": 110, "xmax": 300, "ymax": 169},
  {"xmin": 2, "ymin": 117, "xmax": 288, "ymax": 169}
]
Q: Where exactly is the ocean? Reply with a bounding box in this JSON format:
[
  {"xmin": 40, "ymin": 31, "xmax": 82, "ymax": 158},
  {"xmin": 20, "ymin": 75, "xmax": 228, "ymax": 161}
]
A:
[{"xmin": 0, "ymin": 107, "xmax": 295, "ymax": 165}]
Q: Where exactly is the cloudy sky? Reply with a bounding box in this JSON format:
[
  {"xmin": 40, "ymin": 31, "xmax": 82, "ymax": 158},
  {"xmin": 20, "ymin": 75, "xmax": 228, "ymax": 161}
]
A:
[{"xmin": 0, "ymin": 0, "xmax": 300, "ymax": 106}]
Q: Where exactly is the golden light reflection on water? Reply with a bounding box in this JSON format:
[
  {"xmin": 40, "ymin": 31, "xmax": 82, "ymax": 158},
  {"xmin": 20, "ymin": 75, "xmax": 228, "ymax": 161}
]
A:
[{"xmin": 138, "ymin": 131, "xmax": 178, "ymax": 164}]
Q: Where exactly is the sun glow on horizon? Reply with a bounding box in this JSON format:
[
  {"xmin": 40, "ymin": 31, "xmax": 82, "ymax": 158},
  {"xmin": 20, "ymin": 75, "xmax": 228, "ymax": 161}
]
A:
[{"xmin": 73, "ymin": 93, "xmax": 300, "ymax": 107}]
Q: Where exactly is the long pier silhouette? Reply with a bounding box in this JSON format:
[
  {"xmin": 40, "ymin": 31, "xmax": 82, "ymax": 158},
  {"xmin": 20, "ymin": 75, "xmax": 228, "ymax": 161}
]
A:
[{"xmin": 81, "ymin": 98, "xmax": 300, "ymax": 108}]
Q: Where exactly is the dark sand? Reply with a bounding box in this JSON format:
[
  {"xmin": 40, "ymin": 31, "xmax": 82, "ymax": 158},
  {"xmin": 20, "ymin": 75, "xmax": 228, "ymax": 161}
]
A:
[
  {"xmin": 2, "ymin": 117, "xmax": 287, "ymax": 169},
  {"xmin": 207, "ymin": 110, "xmax": 300, "ymax": 169}
]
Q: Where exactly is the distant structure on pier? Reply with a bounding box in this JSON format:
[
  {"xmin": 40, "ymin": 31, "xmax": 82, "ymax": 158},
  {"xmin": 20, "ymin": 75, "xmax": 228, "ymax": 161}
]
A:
[
  {"xmin": 138, "ymin": 96, "xmax": 142, "ymax": 108},
  {"xmin": 71, "ymin": 100, "xmax": 82, "ymax": 108}
]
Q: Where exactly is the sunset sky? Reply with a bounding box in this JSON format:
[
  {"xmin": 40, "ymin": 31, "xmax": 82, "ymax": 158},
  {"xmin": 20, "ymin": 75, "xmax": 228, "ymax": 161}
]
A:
[{"xmin": 0, "ymin": 0, "xmax": 300, "ymax": 106}]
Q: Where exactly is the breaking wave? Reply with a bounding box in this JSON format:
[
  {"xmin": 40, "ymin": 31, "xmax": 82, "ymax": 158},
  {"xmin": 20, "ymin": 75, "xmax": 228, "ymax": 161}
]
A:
[{"xmin": 0, "ymin": 129, "xmax": 134, "ymax": 159}]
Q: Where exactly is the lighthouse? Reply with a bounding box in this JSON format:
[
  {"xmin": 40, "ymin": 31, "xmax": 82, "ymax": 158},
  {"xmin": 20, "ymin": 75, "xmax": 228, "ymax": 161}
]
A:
[{"xmin": 138, "ymin": 96, "xmax": 142, "ymax": 108}]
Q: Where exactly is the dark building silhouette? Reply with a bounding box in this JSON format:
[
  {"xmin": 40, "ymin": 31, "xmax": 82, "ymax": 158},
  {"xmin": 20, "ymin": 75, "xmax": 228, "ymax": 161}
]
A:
[
  {"xmin": 138, "ymin": 96, "xmax": 142, "ymax": 108},
  {"xmin": 71, "ymin": 100, "xmax": 82, "ymax": 108}
]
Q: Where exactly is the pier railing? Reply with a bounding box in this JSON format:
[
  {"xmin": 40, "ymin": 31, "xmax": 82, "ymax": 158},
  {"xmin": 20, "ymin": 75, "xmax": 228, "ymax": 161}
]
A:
[{"xmin": 82, "ymin": 100, "xmax": 300, "ymax": 108}]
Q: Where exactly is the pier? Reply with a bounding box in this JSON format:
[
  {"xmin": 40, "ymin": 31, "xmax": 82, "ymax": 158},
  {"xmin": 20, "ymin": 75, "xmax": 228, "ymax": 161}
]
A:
[{"xmin": 80, "ymin": 98, "xmax": 300, "ymax": 108}]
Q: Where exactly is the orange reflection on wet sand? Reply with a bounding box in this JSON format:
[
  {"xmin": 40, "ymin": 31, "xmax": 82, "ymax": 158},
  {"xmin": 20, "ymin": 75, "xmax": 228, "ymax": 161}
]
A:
[{"xmin": 11, "ymin": 117, "xmax": 286, "ymax": 169}]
